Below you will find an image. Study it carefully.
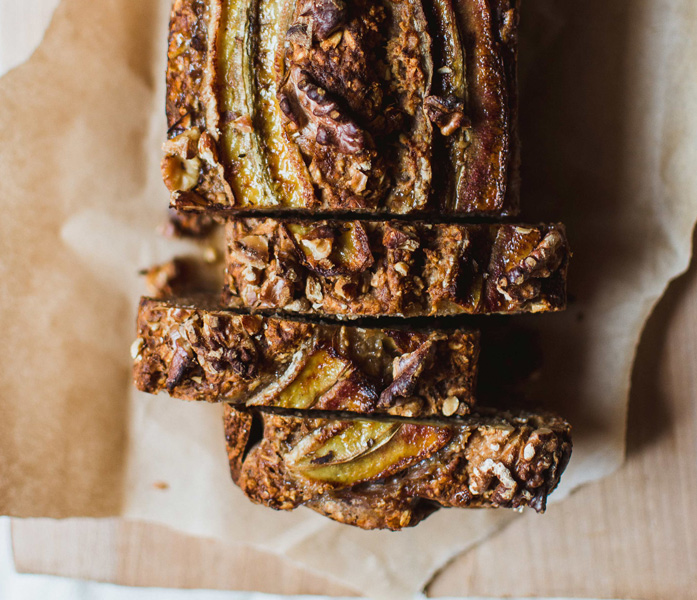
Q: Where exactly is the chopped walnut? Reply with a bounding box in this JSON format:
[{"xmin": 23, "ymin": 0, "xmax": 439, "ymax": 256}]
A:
[
  {"xmin": 379, "ymin": 341, "xmax": 435, "ymax": 407},
  {"xmin": 286, "ymin": 222, "xmax": 373, "ymax": 276},
  {"xmin": 162, "ymin": 154, "xmax": 201, "ymax": 192},
  {"xmin": 260, "ymin": 275, "xmax": 294, "ymax": 306},
  {"xmin": 394, "ymin": 261, "xmax": 409, "ymax": 277},
  {"xmin": 197, "ymin": 131, "xmax": 219, "ymax": 165},
  {"xmin": 507, "ymin": 230, "xmax": 566, "ymax": 284},
  {"xmin": 306, "ymin": 277, "xmax": 324, "ymax": 303},
  {"xmin": 229, "ymin": 235, "xmax": 269, "ymax": 270},
  {"xmin": 130, "ymin": 337, "xmax": 144, "ymax": 360},
  {"xmin": 239, "ymin": 235, "xmax": 270, "ymax": 264},
  {"xmin": 301, "ymin": 0, "xmax": 347, "ymax": 40},
  {"xmin": 424, "ymin": 95, "xmax": 468, "ymax": 136},
  {"xmin": 162, "ymin": 128, "xmax": 200, "ymax": 159},
  {"xmin": 281, "ymin": 68, "xmax": 367, "ymax": 155},
  {"xmin": 334, "ymin": 277, "xmax": 357, "ymax": 300},
  {"xmin": 497, "ymin": 229, "xmax": 566, "ymax": 303},
  {"xmin": 162, "ymin": 129, "xmax": 203, "ymax": 192},
  {"xmin": 301, "ymin": 237, "xmax": 333, "ymax": 261}
]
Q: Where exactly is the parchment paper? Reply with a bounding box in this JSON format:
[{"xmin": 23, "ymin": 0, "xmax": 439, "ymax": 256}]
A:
[{"xmin": 1, "ymin": 0, "xmax": 696, "ymax": 597}]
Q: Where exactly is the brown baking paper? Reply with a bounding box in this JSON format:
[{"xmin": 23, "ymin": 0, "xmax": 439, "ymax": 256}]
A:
[{"xmin": 1, "ymin": 0, "xmax": 696, "ymax": 597}]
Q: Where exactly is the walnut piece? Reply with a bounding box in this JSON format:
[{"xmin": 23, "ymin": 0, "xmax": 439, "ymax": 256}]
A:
[{"xmin": 424, "ymin": 95, "xmax": 468, "ymax": 136}]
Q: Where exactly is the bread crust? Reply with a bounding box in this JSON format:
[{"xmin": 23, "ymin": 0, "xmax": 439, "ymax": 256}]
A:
[{"xmin": 163, "ymin": 0, "xmax": 519, "ymax": 215}]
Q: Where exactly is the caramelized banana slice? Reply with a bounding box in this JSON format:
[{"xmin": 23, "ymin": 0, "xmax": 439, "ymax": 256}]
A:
[
  {"xmin": 134, "ymin": 297, "xmax": 479, "ymax": 417},
  {"xmin": 291, "ymin": 422, "xmax": 452, "ymax": 486},
  {"xmin": 246, "ymin": 346, "xmax": 352, "ymax": 410},
  {"xmin": 226, "ymin": 407, "xmax": 573, "ymax": 529},
  {"xmin": 217, "ymin": 0, "xmax": 281, "ymax": 207},
  {"xmin": 254, "ymin": 0, "xmax": 318, "ymax": 208},
  {"xmin": 285, "ymin": 421, "xmax": 400, "ymax": 470},
  {"xmin": 451, "ymin": 0, "xmax": 518, "ymax": 213}
]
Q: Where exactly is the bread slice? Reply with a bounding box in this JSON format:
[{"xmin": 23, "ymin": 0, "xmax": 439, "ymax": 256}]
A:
[
  {"xmin": 225, "ymin": 405, "xmax": 572, "ymax": 530},
  {"xmin": 163, "ymin": 0, "xmax": 519, "ymax": 216},
  {"xmin": 224, "ymin": 219, "xmax": 568, "ymax": 317},
  {"xmin": 133, "ymin": 297, "xmax": 479, "ymax": 417}
]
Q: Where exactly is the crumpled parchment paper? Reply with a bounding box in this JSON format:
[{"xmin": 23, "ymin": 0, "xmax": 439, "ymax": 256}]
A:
[{"xmin": 0, "ymin": 0, "xmax": 696, "ymax": 597}]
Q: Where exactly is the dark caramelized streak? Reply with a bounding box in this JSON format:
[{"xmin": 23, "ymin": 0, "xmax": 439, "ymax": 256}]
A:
[{"xmin": 452, "ymin": 0, "xmax": 514, "ymax": 213}]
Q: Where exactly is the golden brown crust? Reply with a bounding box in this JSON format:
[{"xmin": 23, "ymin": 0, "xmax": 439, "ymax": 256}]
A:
[
  {"xmin": 166, "ymin": 0, "xmax": 208, "ymax": 135},
  {"xmin": 224, "ymin": 409, "xmax": 254, "ymax": 481},
  {"xmin": 225, "ymin": 406, "xmax": 572, "ymax": 530},
  {"xmin": 165, "ymin": 0, "xmax": 519, "ymax": 216},
  {"xmin": 163, "ymin": 0, "xmax": 233, "ymax": 209},
  {"xmin": 133, "ymin": 296, "xmax": 479, "ymax": 417},
  {"xmin": 450, "ymin": 0, "xmax": 517, "ymax": 213},
  {"xmin": 224, "ymin": 219, "xmax": 568, "ymax": 317}
]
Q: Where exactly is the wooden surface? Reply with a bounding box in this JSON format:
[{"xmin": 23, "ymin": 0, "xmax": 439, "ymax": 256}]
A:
[
  {"xmin": 5, "ymin": 3, "xmax": 697, "ymax": 599},
  {"xmin": 11, "ymin": 519, "xmax": 357, "ymax": 596}
]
